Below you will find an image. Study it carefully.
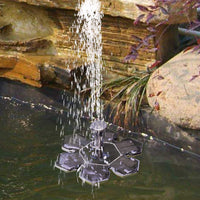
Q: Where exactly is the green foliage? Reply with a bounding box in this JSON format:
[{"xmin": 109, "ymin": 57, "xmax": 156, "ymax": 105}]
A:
[{"xmin": 102, "ymin": 72, "xmax": 150, "ymax": 125}]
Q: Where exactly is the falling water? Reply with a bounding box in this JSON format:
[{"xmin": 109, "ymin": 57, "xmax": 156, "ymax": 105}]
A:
[
  {"xmin": 57, "ymin": 0, "xmax": 104, "ymax": 142},
  {"xmin": 75, "ymin": 0, "xmax": 104, "ymax": 120}
]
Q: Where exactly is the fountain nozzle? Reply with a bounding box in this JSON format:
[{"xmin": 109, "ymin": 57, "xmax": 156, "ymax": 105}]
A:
[{"xmin": 90, "ymin": 120, "xmax": 107, "ymax": 157}]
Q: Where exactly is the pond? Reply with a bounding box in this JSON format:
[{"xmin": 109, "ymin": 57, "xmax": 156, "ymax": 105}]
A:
[{"xmin": 0, "ymin": 79, "xmax": 200, "ymax": 200}]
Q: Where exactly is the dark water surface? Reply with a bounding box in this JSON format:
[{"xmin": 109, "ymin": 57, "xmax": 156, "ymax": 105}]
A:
[{"xmin": 0, "ymin": 79, "xmax": 200, "ymax": 200}]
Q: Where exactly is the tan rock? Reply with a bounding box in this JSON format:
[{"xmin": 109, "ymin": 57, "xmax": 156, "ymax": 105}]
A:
[
  {"xmin": 12, "ymin": 0, "xmax": 196, "ymax": 24},
  {"xmin": 0, "ymin": 0, "xmax": 195, "ymax": 88},
  {"xmin": 147, "ymin": 50, "xmax": 200, "ymax": 130},
  {"xmin": 0, "ymin": 53, "xmax": 41, "ymax": 87},
  {"xmin": 0, "ymin": 1, "xmax": 54, "ymax": 40},
  {"xmin": 0, "ymin": 38, "xmax": 53, "ymax": 53},
  {"xmin": 55, "ymin": 9, "xmax": 157, "ymax": 75},
  {"xmin": 0, "ymin": 55, "xmax": 17, "ymax": 69},
  {"xmin": 0, "ymin": 1, "xmax": 158, "ymax": 78}
]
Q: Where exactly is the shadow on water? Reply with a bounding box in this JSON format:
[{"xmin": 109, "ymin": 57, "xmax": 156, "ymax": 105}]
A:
[{"xmin": 0, "ymin": 79, "xmax": 200, "ymax": 200}]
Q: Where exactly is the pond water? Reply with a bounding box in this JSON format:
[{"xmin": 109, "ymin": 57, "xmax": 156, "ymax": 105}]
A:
[{"xmin": 0, "ymin": 80, "xmax": 200, "ymax": 200}]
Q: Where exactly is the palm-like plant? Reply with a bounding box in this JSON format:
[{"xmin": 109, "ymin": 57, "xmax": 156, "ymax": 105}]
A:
[{"xmin": 102, "ymin": 72, "xmax": 150, "ymax": 127}]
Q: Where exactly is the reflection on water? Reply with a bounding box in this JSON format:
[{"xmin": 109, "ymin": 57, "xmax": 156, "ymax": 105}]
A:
[{"xmin": 0, "ymin": 94, "xmax": 200, "ymax": 200}]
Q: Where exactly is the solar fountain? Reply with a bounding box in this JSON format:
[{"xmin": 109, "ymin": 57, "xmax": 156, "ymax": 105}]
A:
[
  {"xmin": 55, "ymin": 0, "xmax": 142, "ymax": 186},
  {"xmin": 55, "ymin": 120, "xmax": 143, "ymax": 185}
]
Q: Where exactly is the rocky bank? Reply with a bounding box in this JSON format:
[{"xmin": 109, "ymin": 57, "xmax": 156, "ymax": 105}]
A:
[{"xmin": 0, "ymin": 0, "xmax": 196, "ymax": 88}]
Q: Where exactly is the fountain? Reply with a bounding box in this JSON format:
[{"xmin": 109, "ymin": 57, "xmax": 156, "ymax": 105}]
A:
[
  {"xmin": 55, "ymin": 0, "xmax": 143, "ymax": 185},
  {"xmin": 55, "ymin": 120, "xmax": 143, "ymax": 185},
  {"xmin": 71, "ymin": 0, "xmax": 104, "ymax": 121},
  {"xmin": 59, "ymin": 0, "xmax": 104, "ymax": 138}
]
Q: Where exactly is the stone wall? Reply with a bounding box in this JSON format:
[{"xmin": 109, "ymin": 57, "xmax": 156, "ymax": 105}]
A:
[
  {"xmin": 0, "ymin": 0, "xmax": 196, "ymax": 88},
  {"xmin": 0, "ymin": 0, "xmax": 155, "ymax": 87},
  {"xmin": 13, "ymin": 0, "xmax": 196, "ymax": 24}
]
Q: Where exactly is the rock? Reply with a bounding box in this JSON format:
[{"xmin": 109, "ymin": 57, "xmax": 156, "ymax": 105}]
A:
[
  {"xmin": 0, "ymin": 53, "xmax": 76, "ymax": 88},
  {"xmin": 0, "ymin": 1, "xmax": 54, "ymax": 40},
  {"xmin": 54, "ymin": 67, "xmax": 72, "ymax": 88},
  {"xmin": 12, "ymin": 0, "xmax": 196, "ymax": 24},
  {"xmin": 0, "ymin": 0, "xmax": 196, "ymax": 88},
  {"xmin": 146, "ymin": 50, "xmax": 200, "ymax": 130},
  {"xmin": 54, "ymin": 9, "xmax": 157, "ymax": 74},
  {"xmin": 0, "ymin": 1, "xmax": 158, "ymax": 86},
  {"xmin": 0, "ymin": 38, "xmax": 53, "ymax": 53},
  {"xmin": 0, "ymin": 55, "xmax": 17, "ymax": 69},
  {"xmin": 140, "ymin": 108, "xmax": 200, "ymax": 155},
  {"xmin": 40, "ymin": 64, "xmax": 72, "ymax": 88},
  {"xmin": 40, "ymin": 64, "xmax": 56, "ymax": 83},
  {"xmin": 0, "ymin": 54, "xmax": 41, "ymax": 87}
]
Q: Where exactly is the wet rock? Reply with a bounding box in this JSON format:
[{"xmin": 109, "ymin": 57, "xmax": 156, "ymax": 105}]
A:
[
  {"xmin": 40, "ymin": 64, "xmax": 56, "ymax": 83},
  {"xmin": 147, "ymin": 50, "xmax": 200, "ymax": 130},
  {"xmin": 40, "ymin": 64, "xmax": 72, "ymax": 88},
  {"xmin": 140, "ymin": 108, "xmax": 200, "ymax": 155},
  {"xmin": 54, "ymin": 67, "xmax": 72, "ymax": 88},
  {"xmin": 54, "ymin": 9, "xmax": 157, "ymax": 75}
]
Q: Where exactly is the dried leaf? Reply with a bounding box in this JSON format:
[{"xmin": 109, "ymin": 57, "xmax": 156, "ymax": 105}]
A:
[
  {"xmin": 157, "ymin": 75, "xmax": 164, "ymax": 80},
  {"xmin": 183, "ymin": 45, "xmax": 195, "ymax": 53},
  {"xmin": 148, "ymin": 60, "xmax": 162, "ymax": 70},
  {"xmin": 144, "ymin": 34, "xmax": 156, "ymax": 42},
  {"xmin": 197, "ymin": 39, "xmax": 200, "ymax": 45},
  {"xmin": 192, "ymin": 45, "xmax": 200, "ymax": 53},
  {"xmin": 157, "ymin": 91, "xmax": 162, "ymax": 96},
  {"xmin": 189, "ymin": 75, "xmax": 199, "ymax": 82},
  {"xmin": 130, "ymin": 45, "xmax": 138, "ymax": 54},
  {"xmin": 148, "ymin": 5, "xmax": 158, "ymax": 10}
]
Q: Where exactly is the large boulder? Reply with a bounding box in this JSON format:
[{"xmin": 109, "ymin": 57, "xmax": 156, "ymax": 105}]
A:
[{"xmin": 147, "ymin": 50, "xmax": 200, "ymax": 130}]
